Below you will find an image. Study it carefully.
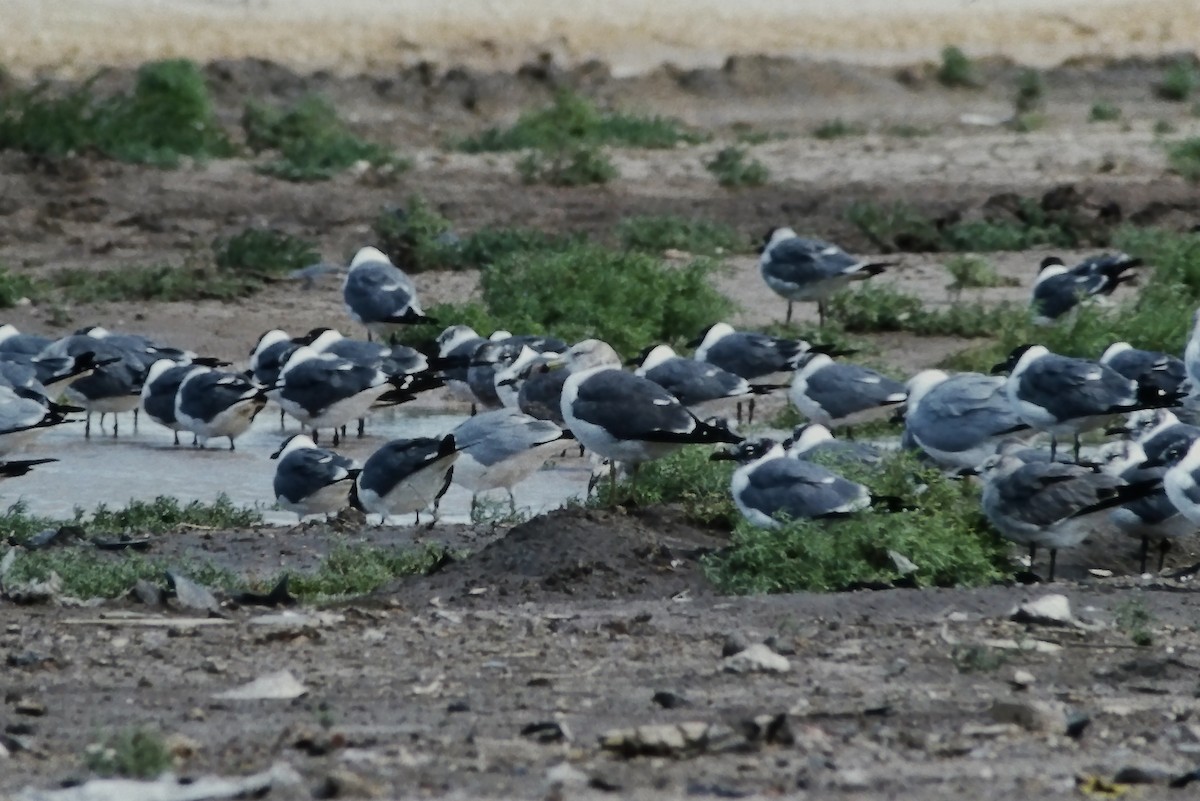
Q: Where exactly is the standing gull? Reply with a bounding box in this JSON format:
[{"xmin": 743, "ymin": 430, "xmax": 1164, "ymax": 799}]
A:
[
  {"xmin": 1031, "ymin": 253, "xmax": 1140, "ymax": 324},
  {"xmin": 902, "ymin": 369, "xmax": 1030, "ymax": 471},
  {"xmin": 352, "ymin": 435, "xmax": 458, "ymax": 524},
  {"xmin": 0, "ymin": 385, "xmax": 75, "ymax": 456},
  {"xmin": 993, "ymin": 344, "xmax": 1182, "ymax": 461},
  {"xmin": 977, "ymin": 452, "xmax": 1153, "ymax": 581},
  {"xmin": 175, "ymin": 367, "xmax": 270, "ymax": 450},
  {"xmin": 789, "ymin": 353, "xmax": 907, "ymax": 429},
  {"xmin": 557, "ymin": 339, "xmax": 743, "ymax": 492},
  {"xmin": 1099, "ymin": 440, "xmax": 1190, "ymax": 574},
  {"xmin": 271, "ymin": 434, "xmax": 360, "ymax": 518},
  {"xmin": 140, "ymin": 360, "xmax": 204, "ymax": 446},
  {"xmin": 758, "ymin": 227, "xmax": 893, "ymax": 325},
  {"xmin": 783, "ymin": 423, "xmax": 883, "ymax": 466},
  {"xmin": 450, "ymin": 408, "xmax": 573, "ymax": 513},
  {"xmin": 711, "ymin": 438, "xmax": 871, "ymax": 528},
  {"xmin": 1111, "ymin": 408, "xmax": 1200, "ymax": 464},
  {"xmin": 1099, "ymin": 341, "xmax": 1186, "ymax": 396},
  {"xmin": 632, "ymin": 344, "xmax": 781, "ymax": 423},
  {"xmin": 342, "ymin": 246, "xmax": 430, "ymax": 340}
]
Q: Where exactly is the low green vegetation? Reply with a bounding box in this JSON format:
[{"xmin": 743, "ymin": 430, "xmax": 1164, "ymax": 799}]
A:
[
  {"xmin": 1167, "ymin": 137, "xmax": 1200, "ymax": 181},
  {"xmin": 951, "ymin": 644, "xmax": 1008, "ymax": 673},
  {"xmin": 243, "ymin": 95, "xmax": 406, "ymax": 181},
  {"xmin": 848, "ymin": 199, "xmax": 1089, "ymax": 253},
  {"xmin": 885, "ymin": 124, "xmax": 932, "ymax": 138},
  {"xmin": 85, "ymin": 728, "xmax": 172, "ymax": 779},
  {"xmin": 944, "ymin": 255, "xmax": 1019, "ymax": 293},
  {"xmin": 1013, "ymin": 68, "xmax": 1045, "ymax": 115},
  {"xmin": 516, "ymin": 143, "xmax": 617, "ymax": 186},
  {"xmin": 400, "ymin": 243, "xmax": 733, "ymax": 356},
  {"xmin": 937, "ymin": 46, "xmax": 979, "ymax": 89},
  {"xmin": 3, "ymin": 548, "xmax": 238, "ymax": 599},
  {"xmin": 1089, "ymin": 102, "xmax": 1121, "ymax": 122},
  {"xmin": 212, "ymin": 227, "xmax": 320, "ymax": 276},
  {"xmin": 704, "ymin": 452, "xmax": 1011, "ymax": 593},
  {"xmin": 0, "ymin": 60, "xmax": 233, "ymax": 165},
  {"xmin": 1114, "ymin": 598, "xmax": 1155, "ymax": 647},
  {"xmin": 812, "ymin": 119, "xmax": 866, "ymax": 140},
  {"xmin": 1157, "ymin": 58, "xmax": 1199, "ymax": 102},
  {"xmin": 616, "ymin": 215, "xmax": 746, "ymax": 255},
  {"xmin": 1154, "ymin": 119, "xmax": 1177, "ymax": 136},
  {"xmin": 285, "ymin": 542, "xmax": 447, "ymax": 599},
  {"xmin": 827, "ymin": 283, "xmax": 1024, "ymax": 338},
  {"xmin": 0, "ymin": 267, "xmax": 39, "ymax": 308},
  {"xmin": 456, "ymin": 89, "xmax": 705, "ymax": 153},
  {"xmin": 592, "ymin": 446, "xmax": 737, "ymax": 526},
  {"xmin": 705, "ymin": 146, "xmax": 769, "ymax": 187},
  {"xmin": 3, "ymin": 495, "xmax": 260, "ymax": 546},
  {"xmin": 372, "ymin": 197, "xmax": 579, "ymax": 272}
]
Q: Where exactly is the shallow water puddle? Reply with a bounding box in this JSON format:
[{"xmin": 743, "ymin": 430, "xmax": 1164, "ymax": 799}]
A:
[{"xmin": 3, "ymin": 404, "xmax": 594, "ymax": 526}]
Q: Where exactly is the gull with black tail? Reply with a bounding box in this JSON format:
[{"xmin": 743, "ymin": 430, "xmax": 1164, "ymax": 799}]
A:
[
  {"xmin": 993, "ymin": 344, "xmax": 1185, "ymax": 462},
  {"xmin": 175, "ymin": 367, "xmax": 270, "ymax": 450},
  {"xmin": 351, "ymin": 434, "xmax": 459, "ymax": 524},
  {"xmin": 450, "ymin": 408, "xmax": 574, "ymax": 514},
  {"xmin": 1031, "ymin": 253, "xmax": 1140, "ymax": 324},
  {"xmin": 271, "ymin": 434, "xmax": 360, "ymax": 519},
  {"xmin": 632, "ymin": 344, "xmax": 784, "ymax": 424},
  {"xmin": 1099, "ymin": 341, "xmax": 1187, "ymax": 397},
  {"xmin": 789, "ymin": 353, "xmax": 907, "ymax": 430},
  {"xmin": 758, "ymin": 227, "xmax": 893, "ymax": 325},
  {"xmin": 902, "ymin": 369, "xmax": 1030, "ymax": 471},
  {"xmin": 342, "ymin": 246, "xmax": 431, "ymax": 340}
]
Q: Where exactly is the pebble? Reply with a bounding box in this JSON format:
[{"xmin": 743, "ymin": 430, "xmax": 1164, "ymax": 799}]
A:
[
  {"xmin": 1010, "ymin": 595, "xmax": 1074, "ymax": 627},
  {"xmin": 723, "ymin": 643, "xmax": 791, "ymax": 674},
  {"xmin": 989, "ymin": 699, "xmax": 1067, "ymax": 734},
  {"xmin": 1010, "ymin": 669, "xmax": 1036, "ymax": 690},
  {"xmin": 14, "ymin": 698, "xmax": 46, "ymax": 717}
]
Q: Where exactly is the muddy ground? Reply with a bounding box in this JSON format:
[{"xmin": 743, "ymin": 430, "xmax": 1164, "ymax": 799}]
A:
[{"xmin": 4, "ymin": 44, "xmax": 1200, "ymax": 799}]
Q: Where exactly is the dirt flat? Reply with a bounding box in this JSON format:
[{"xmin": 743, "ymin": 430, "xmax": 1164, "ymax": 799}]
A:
[{"xmin": 5, "ymin": 13, "xmax": 1200, "ymax": 800}]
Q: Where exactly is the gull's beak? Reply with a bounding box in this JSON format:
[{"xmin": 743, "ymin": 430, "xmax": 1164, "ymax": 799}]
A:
[
  {"xmin": 954, "ymin": 466, "xmax": 979, "ymax": 478},
  {"xmin": 989, "ymin": 362, "xmax": 1009, "ymax": 375},
  {"xmin": 270, "ymin": 445, "xmax": 285, "ymax": 460},
  {"xmin": 541, "ymin": 354, "xmax": 568, "ymax": 371}
]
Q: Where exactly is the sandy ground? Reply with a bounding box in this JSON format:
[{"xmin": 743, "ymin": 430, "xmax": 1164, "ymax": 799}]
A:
[
  {"xmin": 5, "ymin": 0, "xmax": 1200, "ymax": 76},
  {"xmin": 5, "ymin": 14, "xmax": 1200, "ymax": 801}
]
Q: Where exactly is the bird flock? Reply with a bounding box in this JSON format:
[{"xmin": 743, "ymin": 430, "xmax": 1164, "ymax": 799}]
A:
[{"xmin": 2, "ymin": 229, "xmax": 1196, "ymax": 585}]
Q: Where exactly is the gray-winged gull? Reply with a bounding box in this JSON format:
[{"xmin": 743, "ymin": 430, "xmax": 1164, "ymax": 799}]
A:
[
  {"xmin": 450, "ymin": 408, "xmax": 573, "ymax": 511},
  {"xmin": 902, "ymin": 369, "xmax": 1030, "ymax": 471},
  {"xmin": 175, "ymin": 367, "xmax": 270, "ymax": 450},
  {"xmin": 1031, "ymin": 253, "xmax": 1140, "ymax": 325},
  {"xmin": 758, "ymin": 227, "xmax": 892, "ymax": 325},
  {"xmin": 351, "ymin": 435, "xmax": 459, "ymax": 524},
  {"xmin": 789, "ymin": 353, "xmax": 906, "ymax": 429},
  {"xmin": 271, "ymin": 433, "xmax": 360, "ymax": 518},
  {"xmin": 342, "ymin": 246, "xmax": 430, "ymax": 339}
]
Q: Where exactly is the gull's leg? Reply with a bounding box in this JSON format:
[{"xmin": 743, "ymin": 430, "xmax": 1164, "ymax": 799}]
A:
[
  {"xmin": 1047, "ymin": 549, "xmax": 1058, "ymax": 583},
  {"xmin": 785, "ymin": 301, "xmax": 793, "ymax": 324}
]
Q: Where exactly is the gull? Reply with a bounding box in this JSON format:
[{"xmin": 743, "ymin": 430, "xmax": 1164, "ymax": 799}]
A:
[
  {"xmin": 1099, "ymin": 341, "xmax": 1186, "ymax": 396},
  {"xmin": 175, "ymin": 367, "xmax": 270, "ymax": 450},
  {"xmin": 689, "ymin": 322, "xmax": 848, "ymax": 379},
  {"xmin": 342, "ymin": 246, "xmax": 430, "ymax": 340},
  {"xmin": 902, "ymin": 369, "xmax": 1030, "ymax": 471},
  {"xmin": 468, "ymin": 334, "xmax": 568, "ymax": 413},
  {"xmin": 351, "ymin": 435, "xmax": 458, "ymax": 524},
  {"xmin": 0, "ymin": 385, "xmax": 75, "ymax": 456},
  {"xmin": 1109, "ymin": 408, "xmax": 1200, "ymax": 463},
  {"xmin": 758, "ymin": 227, "xmax": 892, "ymax": 325},
  {"xmin": 632, "ymin": 344, "xmax": 782, "ymax": 423},
  {"xmin": 977, "ymin": 452, "xmax": 1153, "ymax": 581},
  {"xmin": 450, "ymin": 408, "xmax": 573, "ymax": 512},
  {"xmin": 992, "ymin": 344, "xmax": 1182, "ymax": 461},
  {"xmin": 556, "ymin": 339, "xmax": 743, "ymax": 491},
  {"xmin": 1031, "ymin": 253, "xmax": 1140, "ymax": 325},
  {"xmin": 517, "ymin": 361, "xmax": 570, "ymax": 424},
  {"xmin": 783, "ymin": 423, "xmax": 883, "ymax": 466},
  {"xmin": 711, "ymin": 438, "xmax": 871, "ymax": 527},
  {"xmin": 249, "ymin": 329, "xmax": 300, "ymax": 428},
  {"xmin": 270, "ymin": 434, "xmax": 359, "ymax": 518},
  {"xmin": 39, "ymin": 333, "xmax": 151, "ymax": 437},
  {"xmin": 0, "ymin": 324, "xmax": 52, "ymax": 357},
  {"xmin": 140, "ymin": 360, "xmax": 204, "ymax": 445},
  {"xmin": 1098, "ymin": 440, "xmax": 1190, "ymax": 573},
  {"xmin": 275, "ymin": 346, "xmax": 443, "ymax": 445},
  {"xmin": 436, "ymin": 325, "xmax": 490, "ymax": 407},
  {"xmin": 789, "ymin": 353, "xmax": 906, "ymax": 429}
]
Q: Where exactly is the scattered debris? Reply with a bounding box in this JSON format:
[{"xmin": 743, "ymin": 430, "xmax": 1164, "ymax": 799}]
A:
[
  {"xmin": 93, "ymin": 536, "xmax": 152, "ymax": 552},
  {"xmin": 312, "ymin": 769, "xmax": 383, "ymax": 799},
  {"xmin": 1112, "ymin": 764, "xmax": 1175, "ymax": 785},
  {"xmin": 13, "ymin": 761, "xmax": 303, "ymax": 801},
  {"xmin": 213, "ymin": 670, "xmax": 308, "ymax": 701},
  {"xmin": 888, "ymin": 550, "xmax": 919, "ymax": 575},
  {"xmin": 545, "ymin": 762, "xmax": 590, "ymax": 790},
  {"xmin": 165, "ymin": 571, "xmax": 222, "ymax": 616},
  {"xmin": 722, "ymin": 643, "xmax": 791, "ymax": 674},
  {"xmin": 520, "ymin": 721, "xmax": 568, "ymax": 744},
  {"xmin": 738, "ymin": 713, "xmax": 794, "ymax": 746},
  {"xmin": 232, "ymin": 576, "xmax": 296, "ymax": 607},
  {"xmin": 1010, "ymin": 595, "xmax": 1074, "ymax": 627},
  {"xmin": 1010, "ymin": 669, "xmax": 1036, "ymax": 690},
  {"xmin": 599, "ymin": 722, "xmax": 739, "ymax": 759},
  {"xmin": 721, "ymin": 632, "xmax": 751, "ymax": 657},
  {"xmin": 13, "ymin": 698, "xmax": 47, "ymax": 717},
  {"xmin": 989, "ymin": 699, "xmax": 1068, "ymax": 734},
  {"xmin": 130, "ymin": 580, "xmax": 163, "ymax": 607},
  {"xmin": 651, "ymin": 690, "xmax": 689, "ymax": 709}
]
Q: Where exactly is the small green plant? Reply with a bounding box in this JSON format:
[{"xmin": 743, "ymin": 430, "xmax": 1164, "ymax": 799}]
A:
[
  {"xmin": 0, "ymin": 267, "xmax": 41, "ymax": 307},
  {"xmin": 243, "ymin": 95, "xmax": 406, "ymax": 181},
  {"xmin": 1114, "ymin": 598, "xmax": 1155, "ymax": 647},
  {"xmin": 469, "ymin": 496, "xmax": 532, "ymax": 526},
  {"xmin": 0, "ymin": 60, "xmax": 232, "ymax": 165},
  {"xmin": 516, "ymin": 143, "xmax": 617, "ymax": 186},
  {"xmin": 285, "ymin": 543, "xmax": 447, "ymax": 599},
  {"xmin": 85, "ymin": 728, "xmax": 172, "ymax": 778},
  {"xmin": 456, "ymin": 89, "xmax": 705, "ymax": 152},
  {"xmin": 885, "ymin": 124, "xmax": 931, "ymax": 138},
  {"xmin": 704, "ymin": 451, "xmax": 1011, "ymax": 593},
  {"xmin": 812, "ymin": 119, "xmax": 866, "ymax": 140},
  {"xmin": 826, "ymin": 283, "xmax": 1025, "ymax": 338},
  {"xmin": 705, "ymin": 146, "xmax": 769, "ymax": 188},
  {"xmin": 847, "ymin": 199, "xmax": 1085, "ymax": 253},
  {"xmin": 1011, "ymin": 113, "xmax": 1046, "ymax": 133},
  {"xmin": 1089, "ymin": 102, "xmax": 1121, "ymax": 122},
  {"xmin": 590, "ymin": 446, "xmax": 737, "ymax": 525},
  {"xmin": 1157, "ymin": 58, "xmax": 1200, "ymax": 102},
  {"xmin": 212, "ymin": 228, "xmax": 319, "ymax": 277},
  {"xmin": 5, "ymin": 495, "xmax": 260, "ymax": 547},
  {"xmin": 937, "ymin": 46, "xmax": 979, "ymax": 88},
  {"xmin": 734, "ymin": 127, "xmax": 786, "ymax": 145},
  {"xmin": 616, "ymin": 215, "xmax": 746, "ymax": 255},
  {"xmin": 1154, "ymin": 119, "xmax": 1177, "ymax": 135},
  {"xmin": 951, "ymin": 644, "xmax": 1008, "ymax": 673},
  {"xmin": 1013, "ymin": 68, "xmax": 1045, "ymax": 115},
  {"xmin": 944, "ymin": 255, "xmax": 1018, "ymax": 293},
  {"xmin": 1167, "ymin": 137, "xmax": 1200, "ymax": 181}
]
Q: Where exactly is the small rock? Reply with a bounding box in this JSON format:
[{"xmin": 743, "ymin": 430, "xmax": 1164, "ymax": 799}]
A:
[
  {"xmin": 131, "ymin": 579, "xmax": 163, "ymax": 607},
  {"xmin": 167, "ymin": 571, "xmax": 221, "ymax": 615},
  {"xmin": 884, "ymin": 658, "xmax": 909, "ymax": 678},
  {"xmin": 446, "ymin": 700, "xmax": 470, "ymax": 713},
  {"xmin": 835, "ymin": 767, "xmax": 871, "ymax": 791},
  {"xmin": 164, "ymin": 733, "xmax": 200, "ymax": 760},
  {"xmin": 520, "ymin": 721, "xmax": 567, "ymax": 743},
  {"xmin": 1113, "ymin": 764, "xmax": 1174, "ymax": 785},
  {"xmin": 213, "ymin": 670, "xmax": 308, "ymax": 700},
  {"xmin": 14, "ymin": 698, "xmax": 46, "ymax": 717},
  {"xmin": 723, "ymin": 643, "xmax": 791, "ymax": 674},
  {"xmin": 200, "ymin": 657, "xmax": 226, "ymax": 675},
  {"xmin": 545, "ymin": 762, "xmax": 590, "ymax": 789},
  {"xmin": 1066, "ymin": 712, "xmax": 1091, "ymax": 739},
  {"xmin": 989, "ymin": 699, "xmax": 1067, "ymax": 734},
  {"xmin": 739, "ymin": 713, "xmax": 794, "ymax": 746},
  {"xmin": 1010, "ymin": 594, "xmax": 1074, "ymax": 627},
  {"xmin": 1010, "ymin": 669, "xmax": 1036, "ymax": 690},
  {"xmin": 651, "ymin": 691, "xmax": 688, "ymax": 709},
  {"xmin": 599, "ymin": 722, "xmax": 736, "ymax": 758},
  {"xmin": 313, "ymin": 768, "xmax": 383, "ymax": 799},
  {"xmin": 762, "ymin": 635, "xmax": 796, "ymax": 656}
]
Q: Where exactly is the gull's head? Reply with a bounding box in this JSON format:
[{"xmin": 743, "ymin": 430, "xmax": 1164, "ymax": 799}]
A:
[
  {"xmin": 1099, "ymin": 341, "xmax": 1132, "ymax": 365},
  {"xmin": 279, "ymin": 345, "xmax": 321, "ymax": 375},
  {"xmin": 564, "ymin": 339, "xmax": 622, "ymax": 372},
  {"xmin": 688, "ymin": 321, "xmax": 734, "ymax": 350},
  {"xmin": 1127, "ymin": 408, "xmax": 1178, "ymax": 440},
  {"xmin": 759, "ymin": 226, "xmax": 798, "ymax": 254},
  {"xmin": 78, "ymin": 325, "xmax": 111, "ymax": 339},
  {"xmin": 251, "ymin": 329, "xmax": 291, "ymax": 359},
  {"xmin": 295, "ymin": 327, "xmax": 343, "ymax": 351},
  {"xmin": 975, "ymin": 452, "xmax": 1025, "ymax": 480},
  {"xmin": 785, "ymin": 423, "xmax": 833, "ymax": 456},
  {"xmin": 349, "ymin": 246, "xmax": 391, "ymax": 270},
  {"xmin": 144, "ymin": 358, "xmax": 180, "ymax": 386},
  {"xmin": 905, "ymin": 369, "xmax": 951, "ymax": 410},
  {"xmin": 272, "ymin": 433, "xmax": 319, "ymax": 460},
  {"xmin": 795, "ymin": 351, "xmax": 834, "ymax": 378},
  {"xmin": 436, "ymin": 325, "xmax": 479, "ymax": 351},
  {"xmin": 0, "ymin": 324, "xmax": 18, "ymax": 344},
  {"xmin": 1038, "ymin": 256, "xmax": 1067, "ymax": 275},
  {"xmin": 710, "ymin": 437, "xmax": 782, "ymax": 465},
  {"xmin": 634, "ymin": 344, "xmax": 677, "ymax": 371},
  {"xmin": 991, "ymin": 343, "xmax": 1046, "ymax": 376}
]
